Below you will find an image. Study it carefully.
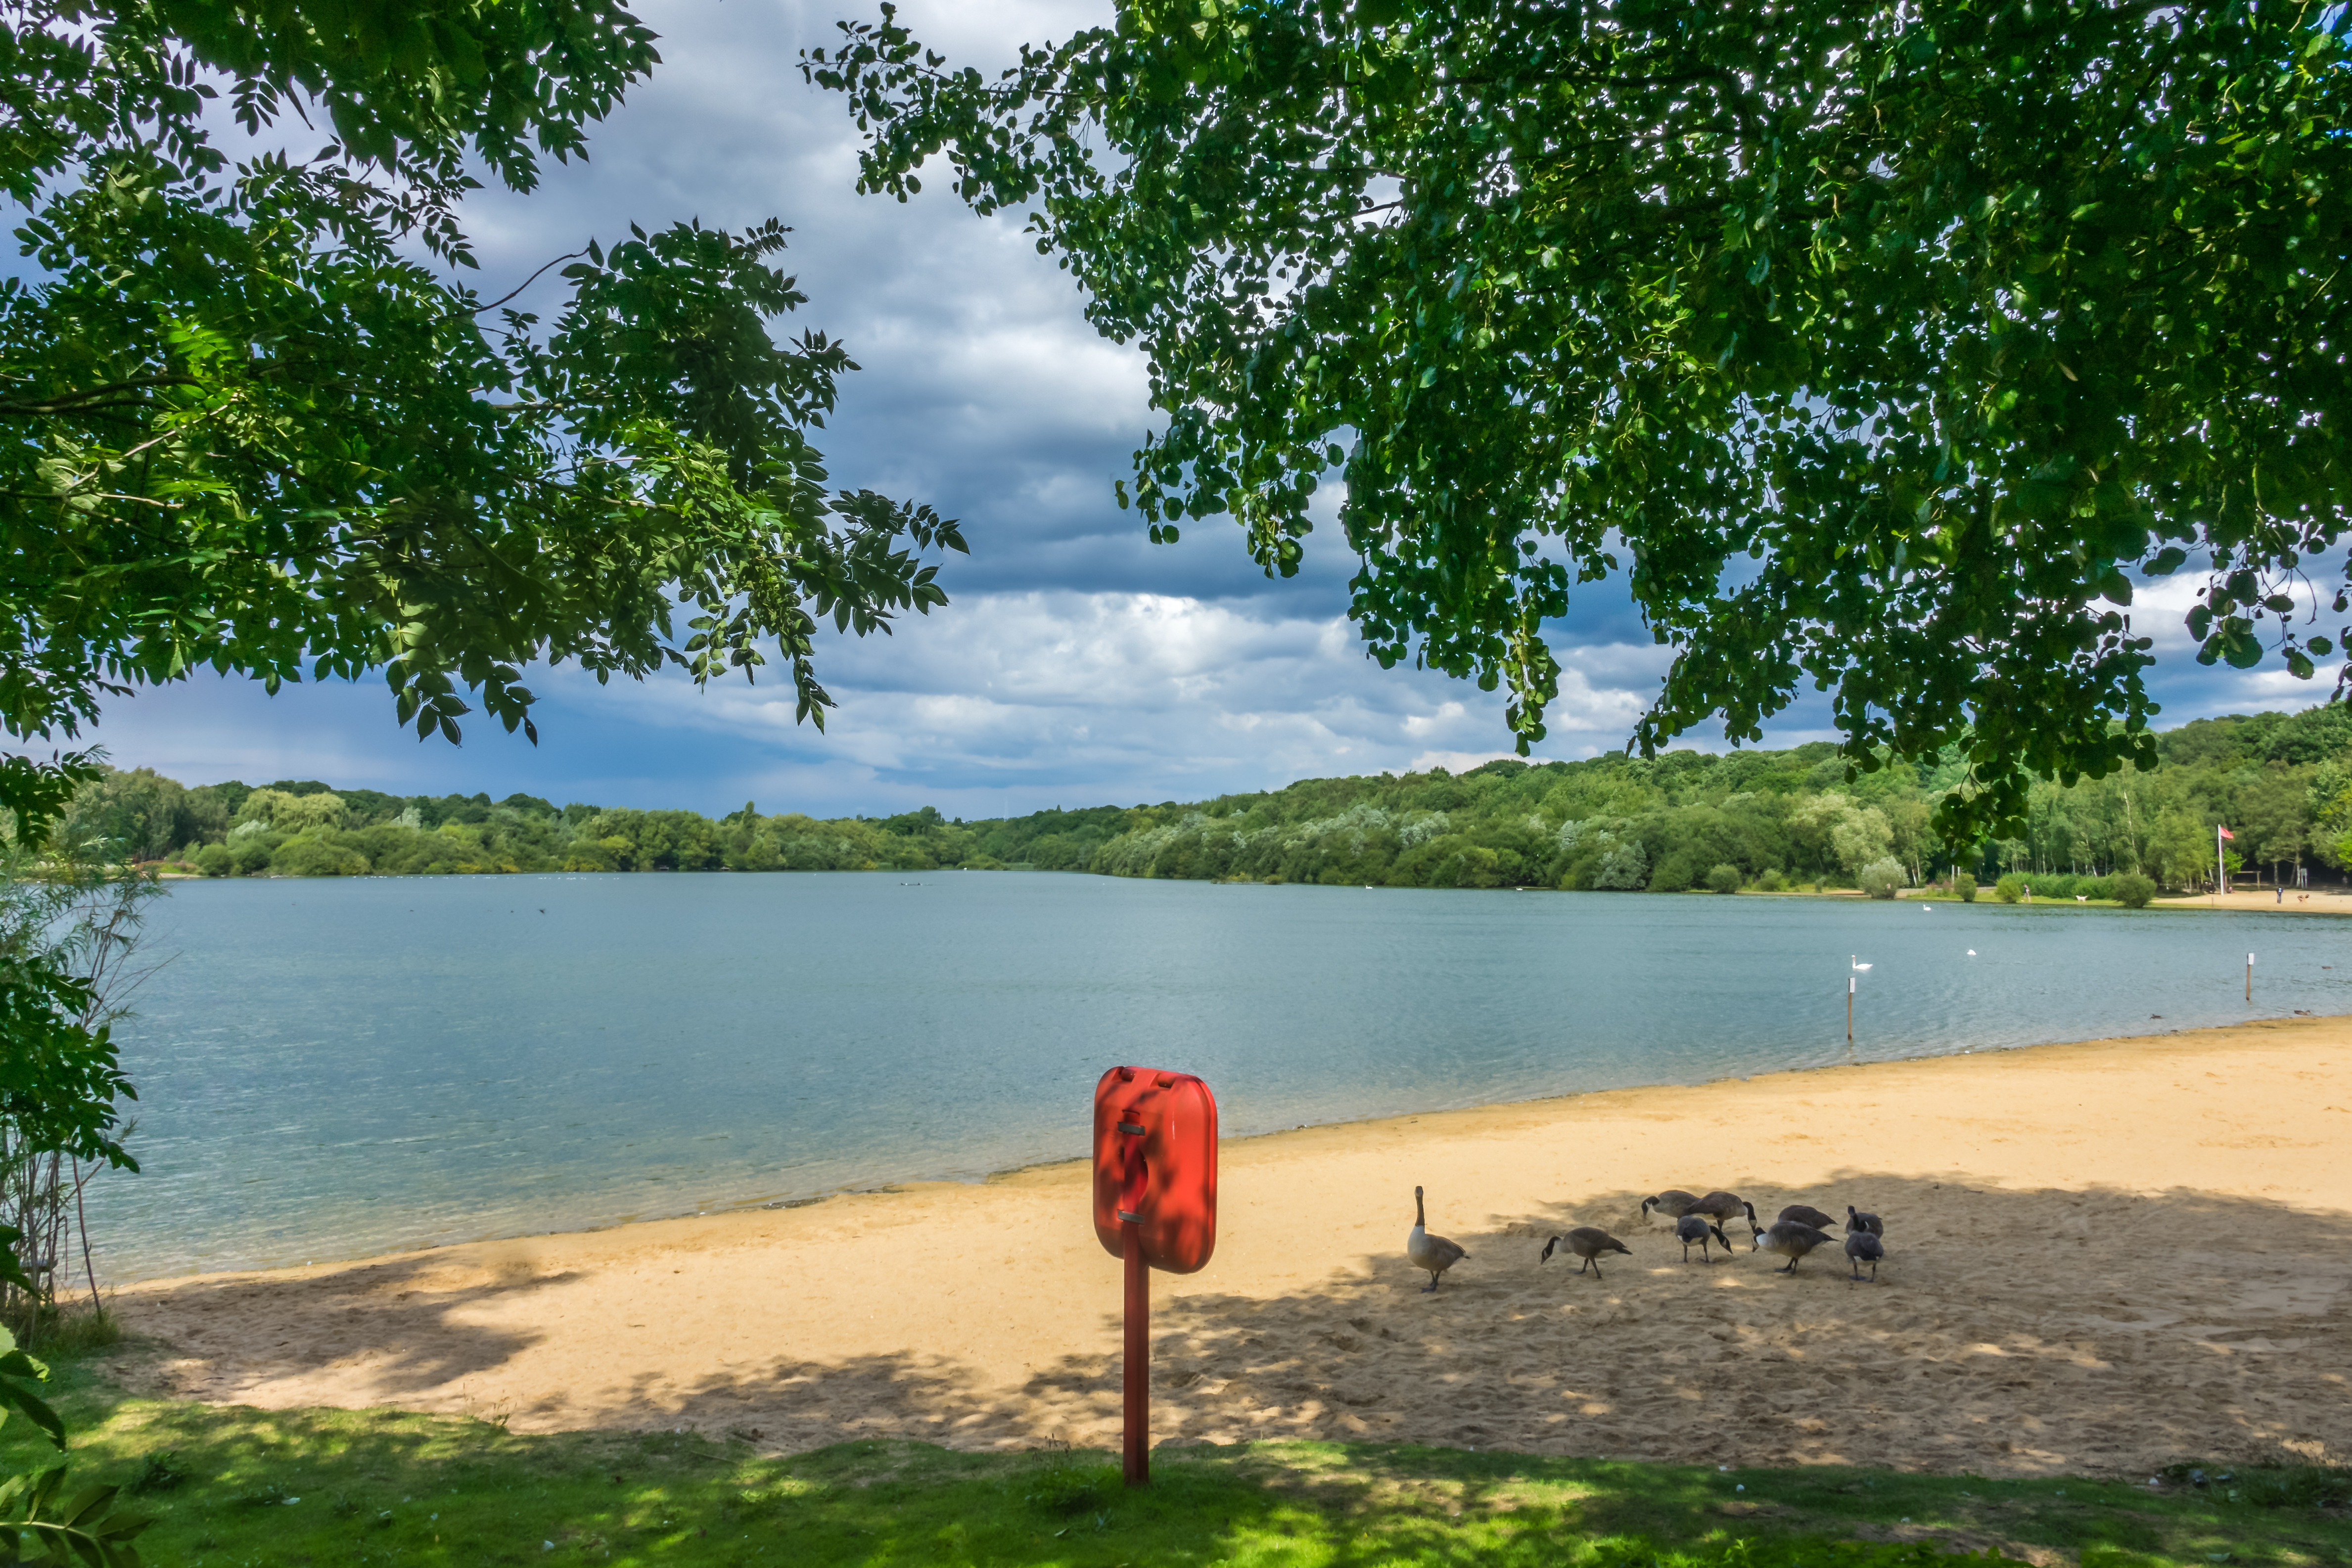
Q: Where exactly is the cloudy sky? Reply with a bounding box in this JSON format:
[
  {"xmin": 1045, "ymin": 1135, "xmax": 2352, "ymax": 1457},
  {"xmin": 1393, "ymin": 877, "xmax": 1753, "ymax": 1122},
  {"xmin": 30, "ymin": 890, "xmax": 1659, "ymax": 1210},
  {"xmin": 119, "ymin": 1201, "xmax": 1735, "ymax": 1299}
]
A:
[{"xmin": 77, "ymin": 1, "xmax": 2324, "ymax": 817}]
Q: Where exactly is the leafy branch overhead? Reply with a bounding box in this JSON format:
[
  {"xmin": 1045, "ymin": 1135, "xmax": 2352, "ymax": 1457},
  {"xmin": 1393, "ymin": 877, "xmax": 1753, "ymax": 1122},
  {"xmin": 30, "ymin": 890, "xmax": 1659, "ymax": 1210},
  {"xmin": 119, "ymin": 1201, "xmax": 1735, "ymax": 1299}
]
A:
[
  {"xmin": 0, "ymin": 1, "xmax": 965, "ymax": 833},
  {"xmin": 806, "ymin": 0, "xmax": 2349, "ymax": 841}
]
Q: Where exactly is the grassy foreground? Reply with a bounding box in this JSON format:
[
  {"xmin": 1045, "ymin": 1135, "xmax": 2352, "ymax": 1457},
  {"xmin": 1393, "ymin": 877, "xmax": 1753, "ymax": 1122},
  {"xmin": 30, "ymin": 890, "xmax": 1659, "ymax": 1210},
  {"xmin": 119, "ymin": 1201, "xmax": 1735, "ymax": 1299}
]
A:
[{"xmin": 6, "ymin": 1348, "xmax": 2350, "ymax": 1566}]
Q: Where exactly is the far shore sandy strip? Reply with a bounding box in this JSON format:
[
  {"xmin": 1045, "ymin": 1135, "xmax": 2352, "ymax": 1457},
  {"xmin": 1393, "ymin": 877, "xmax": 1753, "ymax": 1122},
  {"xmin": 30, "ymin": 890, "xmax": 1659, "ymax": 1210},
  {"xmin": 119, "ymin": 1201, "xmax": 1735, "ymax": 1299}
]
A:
[{"xmin": 117, "ymin": 1017, "xmax": 2352, "ymax": 1478}]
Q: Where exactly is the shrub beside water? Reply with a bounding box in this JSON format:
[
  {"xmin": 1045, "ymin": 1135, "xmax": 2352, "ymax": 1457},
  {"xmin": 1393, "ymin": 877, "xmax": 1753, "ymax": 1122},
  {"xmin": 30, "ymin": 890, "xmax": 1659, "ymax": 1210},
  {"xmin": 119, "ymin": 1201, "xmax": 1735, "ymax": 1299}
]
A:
[
  {"xmin": 1983, "ymin": 872, "xmax": 2145, "ymax": 903},
  {"xmin": 1857, "ymin": 858, "xmax": 1906, "ymax": 899},
  {"xmin": 1994, "ymin": 873, "xmax": 2027, "ymax": 903},
  {"xmin": 1705, "ymin": 863, "xmax": 1742, "ymax": 894},
  {"xmin": 2115, "ymin": 872, "xmax": 2158, "ymax": 908},
  {"xmin": 1952, "ymin": 872, "xmax": 1977, "ymax": 901}
]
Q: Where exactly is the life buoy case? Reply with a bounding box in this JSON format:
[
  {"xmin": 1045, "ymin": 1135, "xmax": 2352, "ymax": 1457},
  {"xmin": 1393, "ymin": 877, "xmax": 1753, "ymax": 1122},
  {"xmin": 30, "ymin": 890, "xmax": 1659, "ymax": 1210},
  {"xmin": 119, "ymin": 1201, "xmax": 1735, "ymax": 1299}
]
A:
[{"xmin": 1092, "ymin": 1066, "xmax": 1218, "ymax": 1273}]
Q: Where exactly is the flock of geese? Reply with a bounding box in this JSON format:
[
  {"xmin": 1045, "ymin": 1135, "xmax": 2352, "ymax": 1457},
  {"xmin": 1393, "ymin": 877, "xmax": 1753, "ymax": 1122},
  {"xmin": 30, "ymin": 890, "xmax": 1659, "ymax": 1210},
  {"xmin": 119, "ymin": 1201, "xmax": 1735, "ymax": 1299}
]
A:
[{"xmin": 1406, "ymin": 1184, "xmax": 1888, "ymax": 1292}]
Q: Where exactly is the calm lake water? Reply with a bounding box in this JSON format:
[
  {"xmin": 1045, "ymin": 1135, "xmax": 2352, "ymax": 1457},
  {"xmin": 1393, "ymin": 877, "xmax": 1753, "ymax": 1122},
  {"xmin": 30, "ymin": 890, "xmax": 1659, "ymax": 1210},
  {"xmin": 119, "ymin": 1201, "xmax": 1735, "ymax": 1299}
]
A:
[{"xmin": 86, "ymin": 873, "xmax": 2351, "ymax": 1280}]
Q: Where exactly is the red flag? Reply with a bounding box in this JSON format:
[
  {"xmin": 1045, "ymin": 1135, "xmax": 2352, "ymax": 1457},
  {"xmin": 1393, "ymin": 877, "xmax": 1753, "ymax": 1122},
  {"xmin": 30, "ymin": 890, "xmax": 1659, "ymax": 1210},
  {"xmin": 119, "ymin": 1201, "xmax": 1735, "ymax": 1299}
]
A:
[{"xmin": 2218, "ymin": 826, "xmax": 2236, "ymax": 840}]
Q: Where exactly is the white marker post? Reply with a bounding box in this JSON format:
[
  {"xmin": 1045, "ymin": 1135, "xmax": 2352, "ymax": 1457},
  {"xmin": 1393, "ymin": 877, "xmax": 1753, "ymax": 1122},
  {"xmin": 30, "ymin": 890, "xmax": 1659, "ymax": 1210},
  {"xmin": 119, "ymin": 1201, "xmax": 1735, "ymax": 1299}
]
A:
[{"xmin": 2247, "ymin": 952, "xmax": 2254, "ymax": 1004}]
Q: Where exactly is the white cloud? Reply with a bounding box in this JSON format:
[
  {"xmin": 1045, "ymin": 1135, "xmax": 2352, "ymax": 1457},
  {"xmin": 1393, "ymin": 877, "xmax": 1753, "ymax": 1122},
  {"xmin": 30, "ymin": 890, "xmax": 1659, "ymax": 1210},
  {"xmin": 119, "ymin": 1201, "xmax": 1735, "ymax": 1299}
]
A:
[{"xmin": 496, "ymin": 588, "xmax": 1669, "ymax": 814}]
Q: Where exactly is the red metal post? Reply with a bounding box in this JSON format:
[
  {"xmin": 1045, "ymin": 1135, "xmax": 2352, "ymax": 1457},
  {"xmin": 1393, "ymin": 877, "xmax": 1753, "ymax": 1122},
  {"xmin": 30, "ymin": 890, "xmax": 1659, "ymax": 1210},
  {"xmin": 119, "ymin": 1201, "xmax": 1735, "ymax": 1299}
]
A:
[
  {"xmin": 1095, "ymin": 1066, "xmax": 1215, "ymax": 1490},
  {"xmin": 1122, "ymin": 1217, "xmax": 1148, "ymax": 1486}
]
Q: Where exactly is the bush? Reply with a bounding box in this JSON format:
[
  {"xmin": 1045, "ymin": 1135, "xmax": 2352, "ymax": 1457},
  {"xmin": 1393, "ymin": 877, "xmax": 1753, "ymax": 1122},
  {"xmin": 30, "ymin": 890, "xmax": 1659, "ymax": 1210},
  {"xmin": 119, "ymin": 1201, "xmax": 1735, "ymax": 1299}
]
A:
[
  {"xmin": 229, "ymin": 835, "xmax": 276, "ymax": 875},
  {"xmin": 2115, "ymin": 872, "xmax": 2158, "ymax": 908},
  {"xmin": 1952, "ymin": 872, "xmax": 1977, "ymax": 902},
  {"xmin": 1705, "ymin": 863, "xmax": 1743, "ymax": 894},
  {"xmin": 1647, "ymin": 849, "xmax": 1698, "ymax": 893},
  {"xmin": 1856, "ymin": 858, "xmax": 1905, "ymax": 899},
  {"xmin": 1754, "ymin": 868, "xmax": 1788, "ymax": 892},
  {"xmin": 271, "ymin": 837, "xmax": 369, "ymax": 877},
  {"xmin": 1591, "ymin": 838, "xmax": 1649, "ymax": 890},
  {"xmin": 1994, "ymin": 872, "xmax": 2027, "ymax": 903},
  {"xmin": 193, "ymin": 843, "xmax": 234, "ymax": 877}
]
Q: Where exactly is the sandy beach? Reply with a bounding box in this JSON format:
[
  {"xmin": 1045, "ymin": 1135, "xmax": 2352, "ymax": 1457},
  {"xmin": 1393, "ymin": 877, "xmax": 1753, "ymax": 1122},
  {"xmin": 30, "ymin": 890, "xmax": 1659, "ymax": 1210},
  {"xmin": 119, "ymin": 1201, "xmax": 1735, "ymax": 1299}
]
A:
[
  {"xmin": 116, "ymin": 1018, "xmax": 2352, "ymax": 1478},
  {"xmin": 2161, "ymin": 886, "xmax": 2352, "ymax": 914}
]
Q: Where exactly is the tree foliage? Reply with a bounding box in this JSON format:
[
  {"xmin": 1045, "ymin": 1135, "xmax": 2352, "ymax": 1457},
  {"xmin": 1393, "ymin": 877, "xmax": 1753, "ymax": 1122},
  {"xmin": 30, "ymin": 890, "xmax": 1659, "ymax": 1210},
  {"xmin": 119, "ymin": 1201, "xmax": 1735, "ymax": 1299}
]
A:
[
  {"xmin": 806, "ymin": 0, "xmax": 2352, "ymax": 841},
  {"xmin": 0, "ymin": 1, "xmax": 966, "ymax": 837},
  {"xmin": 78, "ymin": 700, "xmax": 2352, "ymax": 891},
  {"xmin": 0, "ymin": 848, "xmax": 141, "ymax": 1180}
]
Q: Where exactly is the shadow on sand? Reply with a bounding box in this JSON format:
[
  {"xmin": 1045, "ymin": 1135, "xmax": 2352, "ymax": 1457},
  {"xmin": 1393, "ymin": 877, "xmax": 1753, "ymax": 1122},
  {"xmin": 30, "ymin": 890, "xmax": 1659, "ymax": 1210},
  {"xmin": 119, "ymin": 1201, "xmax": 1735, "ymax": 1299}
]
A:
[{"xmin": 123, "ymin": 1174, "xmax": 2352, "ymax": 1478}]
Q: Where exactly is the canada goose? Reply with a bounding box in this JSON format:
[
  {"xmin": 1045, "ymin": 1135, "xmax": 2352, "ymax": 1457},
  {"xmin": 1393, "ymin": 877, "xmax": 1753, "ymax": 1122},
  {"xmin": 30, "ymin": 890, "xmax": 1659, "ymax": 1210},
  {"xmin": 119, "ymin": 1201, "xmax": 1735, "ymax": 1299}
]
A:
[
  {"xmin": 1406, "ymin": 1186, "xmax": 1469, "ymax": 1292},
  {"xmin": 1845, "ymin": 1204, "xmax": 1884, "ymax": 1237},
  {"xmin": 1845, "ymin": 1229, "xmax": 1885, "ymax": 1282},
  {"xmin": 1778, "ymin": 1203, "xmax": 1838, "ymax": 1231},
  {"xmin": 1689, "ymin": 1191, "xmax": 1760, "ymax": 1232},
  {"xmin": 1752, "ymin": 1220, "xmax": 1834, "ymax": 1273},
  {"xmin": 1640, "ymin": 1190, "xmax": 1701, "ymax": 1226},
  {"xmin": 1540, "ymin": 1227, "xmax": 1633, "ymax": 1278},
  {"xmin": 1676, "ymin": 1213, "xmax": 1733, "ymax": 1263}
]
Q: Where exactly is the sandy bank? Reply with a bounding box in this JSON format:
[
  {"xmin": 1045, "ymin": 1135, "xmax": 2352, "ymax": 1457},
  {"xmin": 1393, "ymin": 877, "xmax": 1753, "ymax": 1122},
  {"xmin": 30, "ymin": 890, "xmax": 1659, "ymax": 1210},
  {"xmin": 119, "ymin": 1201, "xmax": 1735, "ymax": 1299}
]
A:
[
  {"xmin": 117, "ymin": 1018, "xmax": 2352, "ymax": 1477},
  {"xmin": 2158, "ymin": 887, "xmax": 2352, "ymax": 914}
]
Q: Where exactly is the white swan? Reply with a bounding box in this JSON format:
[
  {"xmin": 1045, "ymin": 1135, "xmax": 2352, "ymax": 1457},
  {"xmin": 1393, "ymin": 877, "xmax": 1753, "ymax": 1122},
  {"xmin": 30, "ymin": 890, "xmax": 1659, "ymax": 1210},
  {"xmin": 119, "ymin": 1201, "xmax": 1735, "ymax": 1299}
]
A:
[{"xmin": 1850, "ymin": 955, "xmax": 1872, "ymax": 971}]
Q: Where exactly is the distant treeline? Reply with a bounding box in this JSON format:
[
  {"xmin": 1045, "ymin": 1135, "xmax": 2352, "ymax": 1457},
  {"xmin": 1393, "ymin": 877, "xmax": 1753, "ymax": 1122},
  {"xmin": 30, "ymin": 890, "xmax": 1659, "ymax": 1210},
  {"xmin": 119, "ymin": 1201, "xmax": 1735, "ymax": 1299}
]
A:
[{"xmin": 42, "ymin": 704, "xmax": 2352, "ymax": 893}]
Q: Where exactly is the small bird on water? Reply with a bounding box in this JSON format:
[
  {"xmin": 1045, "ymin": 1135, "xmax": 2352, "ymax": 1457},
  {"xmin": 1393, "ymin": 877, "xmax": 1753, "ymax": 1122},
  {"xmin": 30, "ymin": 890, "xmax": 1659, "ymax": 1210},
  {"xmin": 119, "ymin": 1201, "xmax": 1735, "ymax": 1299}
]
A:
[
  {"xmin": 1406, "ymin": 1185, "xmax": 1468, "ymax": 1292},
  {"xmin": 1540, "ymin": 1227, "xmax": 1633, "ymax": 1279}
]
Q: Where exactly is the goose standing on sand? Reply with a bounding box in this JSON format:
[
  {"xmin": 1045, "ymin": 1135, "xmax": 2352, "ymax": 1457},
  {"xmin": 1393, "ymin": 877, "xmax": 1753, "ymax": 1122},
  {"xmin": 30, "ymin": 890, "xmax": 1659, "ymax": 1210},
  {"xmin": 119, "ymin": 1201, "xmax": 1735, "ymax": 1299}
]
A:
[
  {"xmin": 1752, "ymin": 1220, "xmax": 1835, "ymax": 1273},
  {"xmin": 1845, "ymin": 1229, "xmax": 1885, "ymax": 1282},
  {"xmin": 1845, "ymin": 1205, "xmax": 1884, "ymax": 1238},
  {"xmin": 1640, "ymin": 1191, "xmax": 1701, "ymax": 1226},
  {"xmin": 1778, "ymin": 1203, "xmax": 1838, "ymax": 1231},
  {"xmin": 1540, "ymin": 1227, "xmax": 1633, "ymax": 1279},
  {"xmin": 1689, "ymin": 1191, "xmax": 1760, "ymax": 1233},
  {"xmin": 1676, "ymin": 1213, "xmax": 1732, "ymax": 1263},
  {"xmin": 1406, "ymin": 1186, "xmax": 1469, "ymax": 1292}
]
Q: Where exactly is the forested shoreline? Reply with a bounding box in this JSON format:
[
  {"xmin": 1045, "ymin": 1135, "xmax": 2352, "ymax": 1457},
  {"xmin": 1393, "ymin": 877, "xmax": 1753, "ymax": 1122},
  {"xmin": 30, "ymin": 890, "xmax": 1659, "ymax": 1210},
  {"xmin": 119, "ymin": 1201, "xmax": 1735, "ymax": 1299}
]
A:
[{"xmin": 44, "ymin": 704, "xmax": 2352, "ymax": 895}]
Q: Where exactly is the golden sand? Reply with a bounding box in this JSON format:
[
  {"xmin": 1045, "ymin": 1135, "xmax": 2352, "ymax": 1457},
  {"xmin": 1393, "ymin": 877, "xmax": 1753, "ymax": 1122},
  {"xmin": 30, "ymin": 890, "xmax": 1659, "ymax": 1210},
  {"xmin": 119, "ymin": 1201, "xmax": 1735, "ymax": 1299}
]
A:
[{"xmin": 118, "ymin": 1017, "xmax": 2352, "ymax": 1477}]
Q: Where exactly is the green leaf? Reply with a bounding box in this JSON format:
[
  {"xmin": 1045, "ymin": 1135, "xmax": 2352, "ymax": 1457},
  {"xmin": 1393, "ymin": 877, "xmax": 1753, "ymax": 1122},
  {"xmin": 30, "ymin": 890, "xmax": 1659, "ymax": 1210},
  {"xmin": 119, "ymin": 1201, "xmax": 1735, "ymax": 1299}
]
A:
[{"xmin": 0, "ymin": 1324, "xmax": 65, "ymax": 1450}]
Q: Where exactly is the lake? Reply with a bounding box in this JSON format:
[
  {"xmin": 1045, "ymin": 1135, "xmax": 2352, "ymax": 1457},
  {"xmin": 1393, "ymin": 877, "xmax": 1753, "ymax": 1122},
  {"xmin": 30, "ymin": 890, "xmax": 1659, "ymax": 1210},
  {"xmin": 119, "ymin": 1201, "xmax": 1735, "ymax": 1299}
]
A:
[{"xmin": 86, "ymin": 873, "xmax": 2349, "ymax": 1280}]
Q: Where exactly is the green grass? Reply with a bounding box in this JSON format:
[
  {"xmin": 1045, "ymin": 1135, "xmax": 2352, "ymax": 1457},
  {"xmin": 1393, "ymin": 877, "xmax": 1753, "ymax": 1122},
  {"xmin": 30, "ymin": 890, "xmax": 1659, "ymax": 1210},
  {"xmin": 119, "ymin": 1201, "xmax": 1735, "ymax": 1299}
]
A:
[{"xmin": 7, "ymin": 1346, "xmax": 2351, "ymax": 1566}]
